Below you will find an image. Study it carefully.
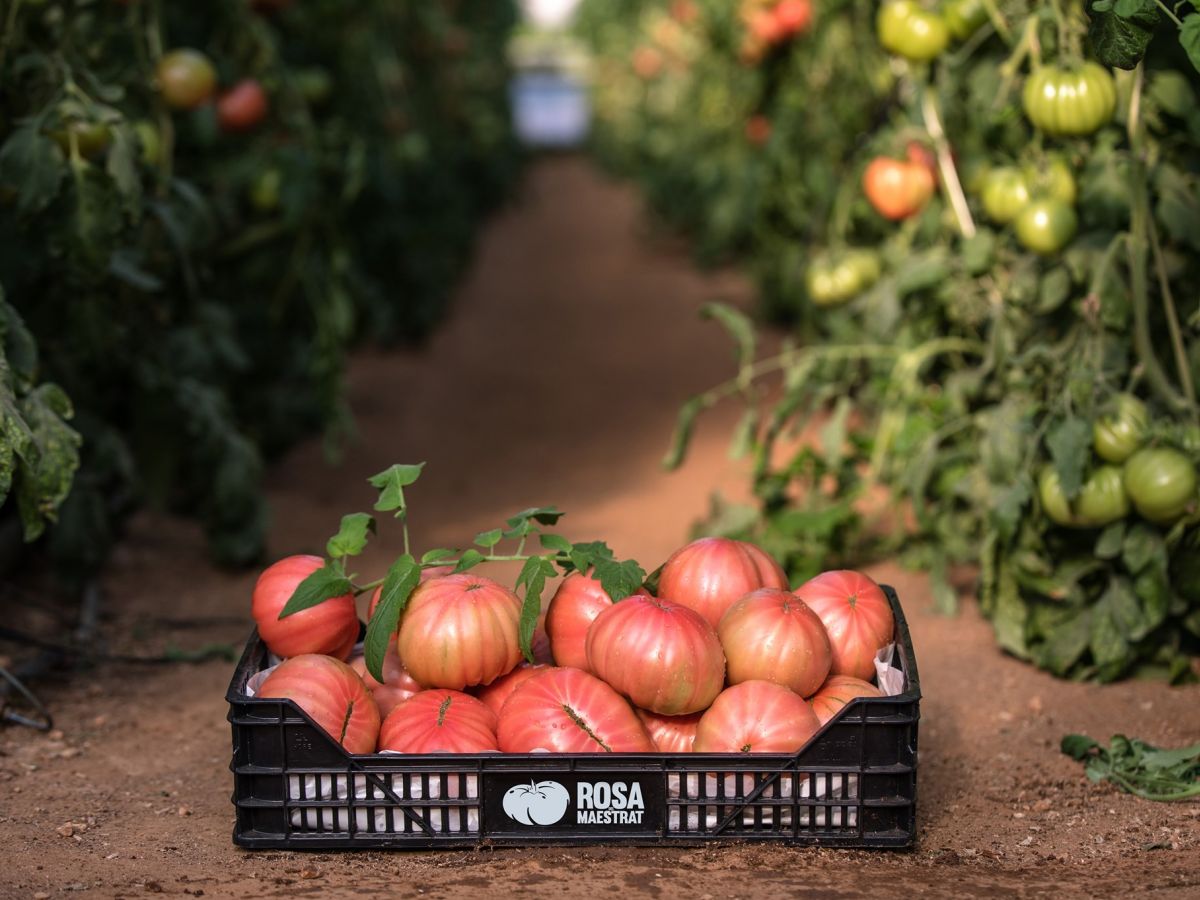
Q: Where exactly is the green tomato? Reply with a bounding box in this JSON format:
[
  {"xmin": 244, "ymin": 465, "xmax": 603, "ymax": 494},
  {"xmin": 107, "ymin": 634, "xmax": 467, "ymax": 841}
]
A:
[
  {"xmin": 1093, "ymin": 393, "xmax": 1148, "ymax": 463},
  {"xmin": 156, "ymin": 49, "xmax": 217, "ymax": 111},
  {"xmin": 1035, "ymin": 156, "xmax": 1077, "ymax": 205},
  {"xmin": 980, "ymin": 167, "xmax": 1030, "ymax": 224},
  {"xmin": 805, "ymin": 249, "xmax": 882, "ymax": 307},
  {"xmin": 1015, "ymin": 199, "xmax": 1077, "ymax": 255},
  {"xmin": 48, "ymin": 121, "xmax": 111, "ymax": 159},
  {"xmin": 1022, "ymin": 62, "xmax": 1117, "ymax": 137},
  {"xmin": 1074, "ymin": 466, "xmax": 1130, "ymax": 527},
  {"xmin": 1123, "ymin": 447, "xmax": 1197, "ymax": 524},
  {"xmin": 944, "ymin": 0, "xmax": 989, "ymax": 40},
  {"xmin": 1038, "ymin": 467, "xmax": 1076, "ymax": 527},
  {"xmin": 250, "ymin": 168, "xmax": 282, "ymax": 212},
  {"xmin": 133, "ymin": 120, "xmax": 161, "ymax": 166},
  {"xmin": 876, "ymin": 1, "xmax": 949, "ymax": 63}
]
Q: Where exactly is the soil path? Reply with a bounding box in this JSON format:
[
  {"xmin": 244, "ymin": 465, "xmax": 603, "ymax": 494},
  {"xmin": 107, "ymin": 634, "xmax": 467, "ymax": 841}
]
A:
[{"xmin": 2, "ymin": 159, "xmax": 1198, "ymax": 899}]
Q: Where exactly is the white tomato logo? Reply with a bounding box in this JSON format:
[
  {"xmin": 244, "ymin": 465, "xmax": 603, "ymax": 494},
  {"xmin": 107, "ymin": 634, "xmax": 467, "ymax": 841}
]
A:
[{"xmin": 501, "ymin": 780, "xmax": 571, "ymax": 826}]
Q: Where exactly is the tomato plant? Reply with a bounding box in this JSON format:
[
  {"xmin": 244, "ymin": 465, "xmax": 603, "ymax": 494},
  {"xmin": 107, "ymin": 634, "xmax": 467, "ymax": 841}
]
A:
[
  {"xmin": 693, "ymin": 680, "xmax": 820, "ymax": 753},
  {"xmin": 586, "ymin": 594, "xmax": 726, "ymax": 715},
  {"xmin": 1023, "ymin": 63, "xmax": 1117, "ymax": 137},
  {"xmin": 377, "ymin": 689, "xmax": 499, "ymax": 754},
  {"xmin": 717, "ymin": 588, "xmax": 832, "ymax": 697},
  {"xmin": 257, "ymin": 653, "xmax": 381, "ymax": 754}
]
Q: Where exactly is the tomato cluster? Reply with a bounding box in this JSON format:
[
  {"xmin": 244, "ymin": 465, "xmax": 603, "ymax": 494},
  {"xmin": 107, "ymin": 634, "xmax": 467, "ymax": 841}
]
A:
[
  {"xmin": 250, "ymin": 539, "xmax": 894, "ymax": 755},
  {"xmin": 1039, "ymin": 395, "xmax": 1198, "ymax": 530},
  {"xmin": 739, "ymin": 0, "xmax": 814, "ymax": 63}
]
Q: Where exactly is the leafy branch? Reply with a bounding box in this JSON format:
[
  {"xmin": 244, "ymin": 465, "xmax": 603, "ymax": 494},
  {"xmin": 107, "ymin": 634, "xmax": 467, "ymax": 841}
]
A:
[{"xmin": 1063, "ymin": 733, "xmax": 1200, "ymax": 800}]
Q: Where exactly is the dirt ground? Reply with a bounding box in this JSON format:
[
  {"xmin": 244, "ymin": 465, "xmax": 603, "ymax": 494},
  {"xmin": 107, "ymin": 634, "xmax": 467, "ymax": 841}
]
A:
[{"xmin": 2, "ymin": 158, "xmax": 1198, "ymax": 899}]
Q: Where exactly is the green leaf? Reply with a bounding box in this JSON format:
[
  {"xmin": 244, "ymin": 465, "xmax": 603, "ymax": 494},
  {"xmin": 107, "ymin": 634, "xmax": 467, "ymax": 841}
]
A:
[
  {"xmin": 991, "ymin": 477, "xmax": 1032, "ymax": 542},
  {"xmin": 326, "ymin": 512, "xmax": 376, "ymax": 559},
  {"xmin": 663, "ymin": 396, "xmax": 703, "ymax": 470},
  {"xmin": 1148, "ymin": 70, "xmax": 1197, "ymax": 118},
  {"xmin": 539, "ymin": 533, "xmax": 573, "ymax": 553},
  {"xmin": 1046, "ymin": 418, "xmax": 1092, "ymax": 499},
  {"xmin": 0, "ymin": 121, "xmax": 63, "ymax": 213},
  {"xmin": 1061, "ymin": 733, "xmax": 1101, "ymax": 760},
  {"xmin": 474, "ymin": 528, "xmax": 503, "ymax": 548},
  {"xmin": 515, "ymin": 556, "xmax": 558, "ymax": 662},
  {"xmin": 13, "ymin": 384, "xmax": 82, "ymax": 541},
  {"xmin": 594, "ymin": 557, "xmax": 646, "ymax": 603},
  {"xmin": 505, "ymin": 506, "xmax": 564, "ymax": 527},
  {"xmin": 701, "ymin": 302, "xmax": 756, "ymax": 368},
  {"xmin": 1087, "ymin": 0, "xmax": 1159, "ymax": 69},
  {"xmin": 368, "ymin": 462, "xmax": 425, "ymax": 513},
  {"xmin": 1094, "ymin": 520, "xmax": 1126, "ymax": 559},
  {"xmin": 729, "ymin": 407, "xmax": 759, "ymax": 460},
  {"xmin": 421, "ymin": 548, "xmax": 456, "ymax": 565},
  {"xmin": 894, "ymin": 249, "xmax": 951, "ymax": 297},
  {"xmin": 1037, "ymin": 267, "xmax": 1072, "ymax": 313},
  {"xmin": 453, "ymin": 549, "xmax": 486, "ymax": 573},
  {"xmin": 278, "ymin": 563, "xmax": 354, "ymax": 619},
  {"xmin": 961, "ymin": 229, "xmax": 996, "ymax": 276},
  {"xmin": 1122, "ymin": 523, "xmax": 1167, "ymax": 574},
  {"xmin": 566, "ymin": 540, "xmax": 615, "ymax": 576},
  {"xmin": 1182, "ymin": 15, "xmax": 1200, "ymax": 75},
  {"xmin": 364, "ymin": 555, "xmax": 420, "ymax": 682}
]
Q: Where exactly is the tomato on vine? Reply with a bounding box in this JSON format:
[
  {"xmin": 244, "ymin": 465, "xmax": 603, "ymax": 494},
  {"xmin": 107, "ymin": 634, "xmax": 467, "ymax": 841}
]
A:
[
  {"xmin": 1093, "ymin": 394, "xmax": 1148, "ymax": 464},
  {"xmin": 943, "ymin": 0, "xmax": 988, "ymax": 41},
  {"xmin": 156, "ymin": 49, "xmax": 217, "ymax": 110},
  {"xmin": 217, "ymin": 79, "xmax": 269, "ymax": 133},
  {"xmin": 48, "ymin": 121, "xmax": 111, "ymax": 160},
  {"xmin": 805, "ymin": 249, "xmax": 882, "ymax": 307},
  {"xmin": 876, "ymin": 1, "xmax": 949, "ymax": 63},
  {"xmin": 1123, "ymin": 447, "xmax": 1197, "ymax": 525},
  {"xmin": 863, "ymin": 155, "xmax": 935, "ymax": 220},
  {"xmin": 980, "ymin": 167, "xmax": 1031, "ymax": 224},
  {"xmin": 1022, "ymin": 63, "xmax": 1117, "ymax": 137},
  {"xmin": 1015, "ymin": 199, "xmax": 1076, "ymax": 255},
  {"xmin": 1039, "ymin": 466, "xmax": 1129, "ymax": 528}
]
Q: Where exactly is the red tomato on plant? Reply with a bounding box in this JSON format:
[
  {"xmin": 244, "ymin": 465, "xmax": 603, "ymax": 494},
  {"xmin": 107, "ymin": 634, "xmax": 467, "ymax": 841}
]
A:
[
  {"xmin": 496, "ymin": 668, "xmax": 654, "ymax": 753},
  {"xmin": 773, "ymin": 0, "xmax": 813, "ymax": 35},
  {"xmin": 251, "ymin": 555, "xmax": 359, "ymax": 660},
  {"xmin": 586, "ymin": 595, "xmax": 726, "ymax": 715},
  {"xmin": 745, "ymin": 115, "xmax": 772, "ymax": 146},
  {"xmin": 632, "ymin": 46, "xmax": 664, "ymax": 80},
  {"xmin": 155, "ymin": 49, "xmax": 216, "ymax": 110},
  {"xmin": 794, "ymin": 571, "xmax": 894, "ymax": 681},
  {"xmin": 636, "ymin": 709, "xmax": 702, "ymax": 752},
  {"xmin": 378, "ymin": 689, "xmax": 498, "ymax": 754},
  {"xmin": 257, "ymin": 654, "xmax": 380, "ymax": 754},
  {"xmin": 657, "ymin": 537, "xmax": 789, "ymax": 629},
  {"xmin": 217, "ymin": 79, "xmax": 269, "ymax": 133},
  {"xmin": 397, "ymin": 574, "xmax": 523, "ymax": 690},
  {"xmin": 808, "ymin": 675, "xmax": 881, "ymax": 725},
  {"xmin": 862, "ymin": 156, "xmax": 935, "ymax": 220},
  {"xmin": 693, "ymin": 680, "xmax": 820, "ymax": 753},
  {"xmin": 747, "ymin": 8, "xmax": 786, "ymax": 44},
  {"xmin": 348, "ymin": 645, "xmax": 422, "ymax": 719},
  {"xmin": 473, "ymin": 664, "xmax": 549, "ymax": 717},
  {"xmin": 717, "ymin": 588, "xmax": 832, "ymax": 698}
]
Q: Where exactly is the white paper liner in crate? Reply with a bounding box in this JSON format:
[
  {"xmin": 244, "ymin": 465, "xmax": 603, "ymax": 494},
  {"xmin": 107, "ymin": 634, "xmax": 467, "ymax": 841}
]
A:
[{"xmin": 666, "ymin": 771, "xmax": 858, "ymax": 832}]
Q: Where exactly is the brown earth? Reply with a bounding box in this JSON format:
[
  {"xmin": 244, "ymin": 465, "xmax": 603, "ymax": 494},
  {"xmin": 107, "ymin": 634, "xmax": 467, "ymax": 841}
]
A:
[{"xmin": 1, "ymin": 158, "xmax": 1198, "ymax": 899}]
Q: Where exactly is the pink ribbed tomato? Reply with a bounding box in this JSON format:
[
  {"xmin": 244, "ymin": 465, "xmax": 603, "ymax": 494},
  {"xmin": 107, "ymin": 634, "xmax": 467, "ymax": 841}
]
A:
[
  {"xmin": 657, "ymin": 537, "xmax": 789, "ymax": 628},
  {"xmin": 545, "ymin": 572, "xmax": 650, "ymax": 671},
  {"xmin": 257, "ymin": 654, "xmax": 380, "ymax": 754},
  {"xmin": 809, "ymin": 675, "xmax": 881, "ymax": 725},
  {"xmin": 496, "ymin": 668, "xmax": 654, "ymax": 753},
  {"xmin": 397, "ymin": 574, "xmax": 522, "ymax": 690},
  {"xmin": 366, "ymin": 566, "xmax": 454, "ymax": 619},
  {"xmin": 693, "ymin": 680, "xmax": 820, "ymax": 753},
  {"xmin": 474, "ymin": 664, "xmax": 549, "ymax": 716},
  {"xmin": 586, "ymin": 595, "xmax": 726, "ymax": 715},
  {"xmin": 794, "ymin": 570, "xmax": 894, "ymax": 681},
  {"xmin": 717, "ymin": 589, "xmax": 831, "ymax": 697},
  {"xmin": 636, "ymin": 709, "xmax": 702, "ymax": 752},
  {"xmin": 348, "ymin": 644, "xmax": 422, "ymax": 718},
  {"xmin": 377, "ymin": 689, "xmax": 498, "ymax": 753},
  {"xmin": 252, "ymin": 555, "xmax": 359, "ymax": 660}
]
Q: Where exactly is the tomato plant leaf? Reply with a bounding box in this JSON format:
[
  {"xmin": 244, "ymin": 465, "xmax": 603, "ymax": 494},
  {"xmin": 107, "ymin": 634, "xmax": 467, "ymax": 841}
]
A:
[
  {"xmin": 278, "ymin": 562, "xmax": 354, "ymax": 620},
  {"xmin": 515, "ymin": 555, "xmax": 557, "ymax": 662},
  {"xmin": 663, "ymin": 396, "xmax": 703, "ymax": 471},
  {"xmin": 505, "ymin": 506, "xmax": 564, "ymax": 527},
  {"xmin": 364, "ymin": 554, "xmax": 420, "ymax": 682},
  {"xmin": 564, "ymin": 539, "xmax": 615, "ymax": 576},
  {"xmin": 368, "ymin": 462, "xmax": 425, "ymax": 513},
  {"xmin": 1181, "ymin": 15, "xmax": 1200, "ymax": 75},
  {"xmin": 326, "ymin": 512, "xmax": 376, "ymax": 559},
  {"xmin": 0, "ymin": 121, "xmax": 63, "ymax": 213},
  {"xmin": 1046, "ymin": 418, "xmax": 1092, "ymax": 499},
  {"xmin": 1062, "ymin": 733, "xmax": 1200, "ymax": 800},
  {"xmin": 1094, "ymin": 520, "xmax": 1126, "ymax": 559},
  {"xmin": 421, "ymin": 548, "xmax": 456, "ymax": 565},
  {"xmin": 728, "ymin": 407, "xmax": 759, "ymax": 460},
  {"xmin": 474, "ymin": 528, "xmax": 503, "ymax": 549},
  {"xmin": 1086, "ymin": 0, "xmax": 1159, "ymax": 69},
  {"xmin": 539, "ymin": 533, "xmax": 573, "ymax": 554},
  {"xmin": 453, "ymin": 549, "xmax": 486, "ymax": 573},
  {"xmin": 594, "ymin": 557, "xmax": 646, "ymax": 603},
  {"xmin": 701, "ymin": 302, "xmax": 756, "ymax": 368},
  {"xmin": 13, "ymin": 383, "xmax": 82, "ymax": 541}
]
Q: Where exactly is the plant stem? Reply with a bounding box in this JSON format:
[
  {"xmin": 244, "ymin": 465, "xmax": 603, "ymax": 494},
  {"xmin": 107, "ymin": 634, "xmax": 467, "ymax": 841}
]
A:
[
  {"xmin": 1148, "ymin": 218, "xmax": 1197, "ymax": 419},
  {"xmin": 921, "ymin": 86, "xmax": 976, "ymax": 239},
  {"xmin": 1153, "ymin": 0, "xmax": 1184, "ymax": 26}
]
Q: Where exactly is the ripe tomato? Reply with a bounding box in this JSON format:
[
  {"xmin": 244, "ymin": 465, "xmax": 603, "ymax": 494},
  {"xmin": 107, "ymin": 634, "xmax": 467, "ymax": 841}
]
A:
[
  {"xmin": 793, "ymin": 570, "xmax": 894, "ymax": 681},
  {"xmin": 473, "ymin": 663, "xmax": 549, "ymax": 717},
  {"xmin": 635, "ymin": 709, "xmax": 702, "ymax": 752},
  {"xmin": 156, "ymin": 49, "xmax": 217, "ymax": 110},
  {"xmin": 367, "ymin": 566, "xmax": 454, "ymax": 619},
  {"xmin": 657, "ymin": 537, "xmax": 789, "ymax": 628},
  {"xmin": 48, "ymin": 121, "xmax": 110, "ymax": 160},
  {"xmin": 257, "ymin": 654, "xmax": 380, "ymax": 754},
  {"xmin": 862, "ymin": 156, "xmax": 935, "ymax": 220},
  {"xmin": 717, "ymin": 589, "xmax": 832, "ymax": 697},
  {"xmin": 396, "ymin": 574, "xmax": 523, "ymax": 690},
  {"xmin": 1014, "ymin": 199, "xmax": 1076, "ymax": 255},
  {"xmin": 545, "ymin": 571, "xmax": 629, "ymax": 672},
  {"xmin": 980, "ymin": 167, "xmax": 1031, "ymax": 225},
  {"xmin": 251, "ymin": 555, "xmax": 359, "ymax": 660},
  {"xmin": 876, "ymin": 1, "xmax": 949, "ymax": 63},
  {"xmin": 944, "ymin": 0, "xmax": 988, "ymax": 40},
  {"xmin": 496, "ymin": 667, "xmax": 654, "ymax": 753},
  {"xmin": 809, "ymin": 675, "xmax": 881, "ymax": 725},
  {"xmin": 693, "ymin": 681, "xmax": 820, "ymax": 753},
  {"xmin": 216, "ymin": 79, "xmax": 268, "ymax": 133},
  {"xmin": 1123, "ymin": 447, "xmax": 1198, "ymax": 524},
  {"xmin": 348, "ymin": 645, "xmax": 422, "ymax": 718},
  {"xmin": 746, "ymin": 8, "xmax": 786, "ymax": 44},
  {"xmin": 745, "ymin": 114, "xmax": 772, "ymax": 146},
  {"xmin": 805, "ymin": 249, "xmax": 882, "ymax": 307},
  {"xmin": 773, "ymin": 0, "xmax": 813, "ymax": 35},
  {"xmin": 377, "ymin": 690, "xmax": 498, "ymax": 754},
  {"xmin": 1023, "ymin": 63, "xmax": 1116, "ymax": 136},
  {"xmin": 632, "ymin": 46, "xmax": 664, "ymax": 80},
  {"xmin": 586, "ymin": 595, "xmax": 726, "ymax": 716},
  {"xmin": 1038, "ymin": 466, "xmax": 1130, "ymax": 528},
  {"xmin": 1093, "ymin": 394, "xmax": 1148, "ymax": 464}
]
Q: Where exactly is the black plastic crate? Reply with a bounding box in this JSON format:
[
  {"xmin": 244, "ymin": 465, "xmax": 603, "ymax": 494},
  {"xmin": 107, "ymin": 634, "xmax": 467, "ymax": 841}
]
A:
[{"xmin": 227, "ymin": 586, "xmax": 920, "ymax": 849}]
